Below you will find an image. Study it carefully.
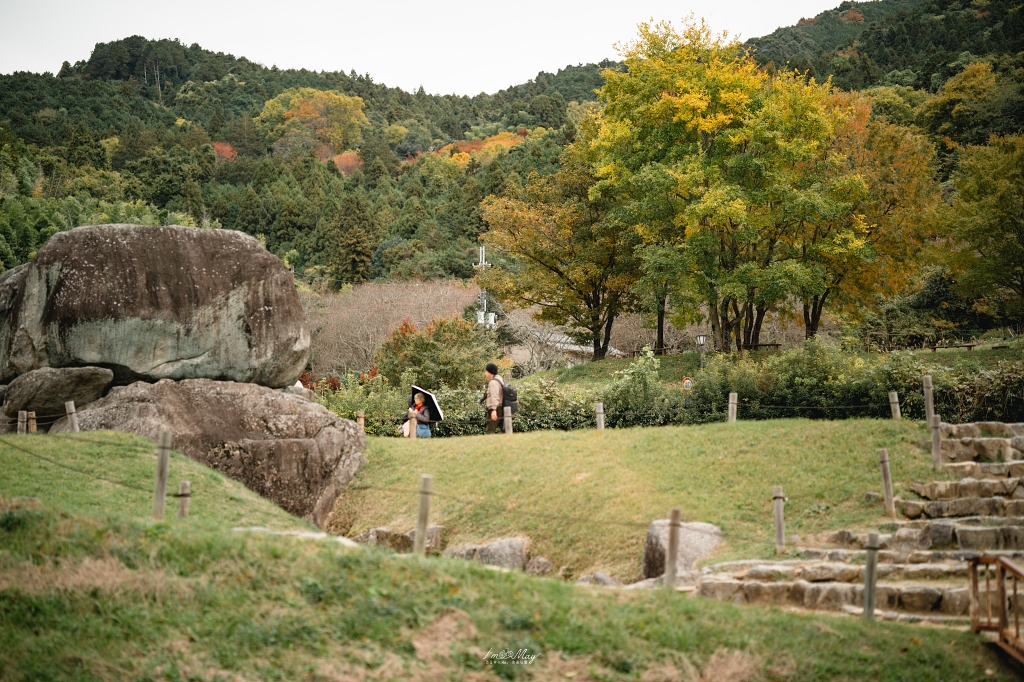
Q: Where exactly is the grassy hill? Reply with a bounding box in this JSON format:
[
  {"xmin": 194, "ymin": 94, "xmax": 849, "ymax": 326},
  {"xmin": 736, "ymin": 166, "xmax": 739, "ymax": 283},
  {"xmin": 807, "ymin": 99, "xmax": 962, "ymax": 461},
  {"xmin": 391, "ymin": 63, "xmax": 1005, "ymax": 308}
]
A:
[
  {"xmin": 0, "ymin": 431, "xmax": 311, "ymax": 532},
  {"xmin": 1, "ymin": 428, "xmax": 1019, "ymax": 680},
  {"xmin": 334, "ymin": 419, "xmax": 939, "ymax": 580}
]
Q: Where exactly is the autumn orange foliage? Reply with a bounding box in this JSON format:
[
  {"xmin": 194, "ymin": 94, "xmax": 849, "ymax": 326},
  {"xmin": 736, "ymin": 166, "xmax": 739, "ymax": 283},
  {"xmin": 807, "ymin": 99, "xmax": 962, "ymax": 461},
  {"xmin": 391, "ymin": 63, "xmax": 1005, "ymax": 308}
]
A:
[
  {"xmin": 435, "ymin": 131, "xmax": 526, "ymax": 166},
  {"xmin": 840, "ymin": 10, "xmax": 864, "ymax": 22},
  {"xmin": 333, "ymin": 151, "xmax": 364, "ymax": 177},
  {"xmin": 213, "ymin": 141, "xmax": 237, "ymax": 163}
]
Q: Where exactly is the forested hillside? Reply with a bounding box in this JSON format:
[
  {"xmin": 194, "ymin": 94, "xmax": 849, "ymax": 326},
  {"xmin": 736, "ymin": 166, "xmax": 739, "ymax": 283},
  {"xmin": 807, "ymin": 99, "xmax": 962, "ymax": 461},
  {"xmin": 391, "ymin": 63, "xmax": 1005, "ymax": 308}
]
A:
[
  {"xmin": 1, "ymin": 9, "xmax": 1022, "ymax": 360},
  {"xmin": 746, "ymin": 0, "xmax": 922, "ymax": 70},
  {"xmin": 0, "ymin": 36, "xmax": 610, "ymax": 280},
  {"xmin": 748, "ymin": 0, "xmax": 1024, "ymax": 94}
]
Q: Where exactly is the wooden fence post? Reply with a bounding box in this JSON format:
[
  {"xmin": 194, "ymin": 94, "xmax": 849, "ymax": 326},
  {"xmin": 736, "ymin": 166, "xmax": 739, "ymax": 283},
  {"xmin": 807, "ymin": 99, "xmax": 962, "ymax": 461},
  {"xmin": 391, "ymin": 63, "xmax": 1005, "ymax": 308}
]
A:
[
  {"xmin": 878, "ymin": 449, "xmax": 896, "ymax": 518},
  {"xmin": 922, "ymin": 375, "xmax": 934, "ymax": 426},
  {"xmin": 931, "ymin": 414, "xmax": 943, "ymax": 471},
  {"xmin": 773, "ymin": 486, "xmax": 786, "ymax": 554},
  {"xmin": 998, "ymin": 563, "xmax": 1009, "ymax": 635},
  {"xmin": 177, "ymin": 481, "xmax": 190, "ymax": 518},
  {"xmin": 17, "ymin": 410, "xmax": 26, "ymax": 435},
  {"xmin": 153, "ymin": 430, "xmax": 172, "ymax": 521},
  {"xmin": 503, "ymin": 406, "xmax": 513, "ymax": 435},
  {"xmin": 65, "ymin": 401, "xmax": 80, "ymax": 433},
  {"xmin": 408, "ymin": 408, "xmax": 417, "ymax": 440},
  {"xmin": 665, "ymin": 508, "xmax": 680, "ymax": 591},
  {"xmin": 596, "ymin": 402, "xmax": 605, "ymax": 432},
  {"xmin": 970, "ymin": 560, "xmax": 980, "ymax": 632},
  {"xmin": 414, "ymin": 474, "xmax": 433, "ymax": 555},
  {"xmin": 864, "ymin": 531, "xmax": 879, "ymax": 620},
  {"xmin": 27, "ymin": 412, "xmax": 36, "ymax": 434},
  {"xmin": 356, "ymin": 411, "xmax": 365, "ymax": 433},
  {"xmin": 728, "ymin": 393, "xmax": 738, "ymax": 423},
  {"xmin": 888, "ymin": 392, "xmax": 901, "ymax": 421}
]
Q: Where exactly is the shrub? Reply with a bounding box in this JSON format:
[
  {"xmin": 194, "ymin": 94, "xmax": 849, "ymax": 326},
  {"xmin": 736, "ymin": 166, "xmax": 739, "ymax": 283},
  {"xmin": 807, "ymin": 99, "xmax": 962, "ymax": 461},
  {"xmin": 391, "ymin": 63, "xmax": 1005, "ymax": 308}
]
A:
[
  {"xmin": 317, "ymin": 343, "xmax": 1024, "ymax": 435},
  {"xmin": 373, "ymin": 316, "xmax": 499, "ymax": 391}
]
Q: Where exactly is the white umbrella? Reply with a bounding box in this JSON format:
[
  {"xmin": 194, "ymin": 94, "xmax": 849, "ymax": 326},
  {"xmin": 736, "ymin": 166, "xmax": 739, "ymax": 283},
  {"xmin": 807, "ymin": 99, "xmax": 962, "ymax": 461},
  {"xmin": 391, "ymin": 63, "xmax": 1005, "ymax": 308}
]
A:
[{"xmin": 410, "ymin": 385, "xmax": 444, "ymax": 422}]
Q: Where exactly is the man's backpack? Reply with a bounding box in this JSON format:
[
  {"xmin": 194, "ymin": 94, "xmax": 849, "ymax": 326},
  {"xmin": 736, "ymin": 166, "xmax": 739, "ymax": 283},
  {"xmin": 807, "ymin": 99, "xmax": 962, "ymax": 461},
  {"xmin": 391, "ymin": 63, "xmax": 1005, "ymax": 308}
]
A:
[{"xmin": 502, "ymin": 382, "xmax": 520, "ymax": 414}]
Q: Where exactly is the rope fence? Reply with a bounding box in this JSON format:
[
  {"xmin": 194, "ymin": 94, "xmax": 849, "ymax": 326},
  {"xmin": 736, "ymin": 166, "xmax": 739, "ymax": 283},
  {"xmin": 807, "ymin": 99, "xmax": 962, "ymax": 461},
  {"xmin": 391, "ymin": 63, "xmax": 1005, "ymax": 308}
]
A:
[
  {"xmin": 350, "ymin": 394, "xmax": 902, "ymax": 438},
  {"xmin": 2, "ymin": 379, "xmax": 947, "ymax": 581},
  {"xmin": 340, "ymin": 445, "xmax": 918, "ymax": 573},
  {"xmin": 0, "ymin": 428, "xmax": 192, "ymax": 518}
]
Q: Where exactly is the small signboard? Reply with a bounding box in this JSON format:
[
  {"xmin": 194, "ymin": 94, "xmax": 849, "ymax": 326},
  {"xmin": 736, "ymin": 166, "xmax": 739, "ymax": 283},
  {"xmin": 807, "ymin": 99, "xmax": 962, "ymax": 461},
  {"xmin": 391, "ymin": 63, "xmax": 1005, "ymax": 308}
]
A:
[{"xmin": 682, "ymin": 377, "xmax": 694, "ymax": 392}]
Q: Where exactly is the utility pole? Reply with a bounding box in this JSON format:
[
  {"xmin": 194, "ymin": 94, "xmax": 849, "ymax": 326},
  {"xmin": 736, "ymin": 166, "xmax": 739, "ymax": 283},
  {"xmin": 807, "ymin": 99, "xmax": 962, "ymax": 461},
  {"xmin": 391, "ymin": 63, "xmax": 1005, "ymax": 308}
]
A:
[{"xmin": 474, "ymin": 246, "xmax": 494, "ymax": 328}]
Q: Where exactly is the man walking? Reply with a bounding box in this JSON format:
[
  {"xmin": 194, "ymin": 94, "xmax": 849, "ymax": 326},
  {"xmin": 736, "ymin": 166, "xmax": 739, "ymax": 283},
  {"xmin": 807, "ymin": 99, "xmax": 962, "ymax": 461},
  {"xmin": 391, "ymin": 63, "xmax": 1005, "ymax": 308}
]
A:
[{"xmin": 484, "ymin": 362, "xmax": 504, "ymax": 434}]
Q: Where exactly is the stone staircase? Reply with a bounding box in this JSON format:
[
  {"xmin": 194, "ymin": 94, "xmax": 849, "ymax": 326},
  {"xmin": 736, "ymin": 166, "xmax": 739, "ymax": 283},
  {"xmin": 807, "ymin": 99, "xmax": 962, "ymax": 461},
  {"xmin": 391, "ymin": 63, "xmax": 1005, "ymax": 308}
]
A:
[
  {"xmin": 691, "ymin": 423, "xmax": 1024, "ymax": 623},
  {"xmin": 692, "ymin": 558, "xmax": 972, "ymax": 622},
  {"xmin": 932, "ymin": 421, "xmax": 1024, "ymax": 464}
]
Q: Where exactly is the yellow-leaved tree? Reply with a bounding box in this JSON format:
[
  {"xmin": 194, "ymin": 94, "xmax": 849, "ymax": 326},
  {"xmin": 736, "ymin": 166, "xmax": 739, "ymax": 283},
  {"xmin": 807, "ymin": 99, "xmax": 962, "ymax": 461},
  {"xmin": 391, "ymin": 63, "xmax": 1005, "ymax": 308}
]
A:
[
  {"xmin": 593, "ymin": 20, "xmax": 855, "ymax": 350},
  {"xmin": 591, "ymin": 19, "xmax": 940, "ymax": 348},
  {"xmin": 255, "ymin": 88, "xmax": 368, "ymax": 153},
  {"xmin": 478, "ymin": 121, "xmax": 640, "ymax": 360}
]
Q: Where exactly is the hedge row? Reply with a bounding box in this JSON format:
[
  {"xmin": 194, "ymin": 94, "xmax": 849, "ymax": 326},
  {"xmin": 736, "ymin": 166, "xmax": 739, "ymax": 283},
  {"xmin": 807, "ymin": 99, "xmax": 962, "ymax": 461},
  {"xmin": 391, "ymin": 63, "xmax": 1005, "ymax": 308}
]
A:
[{"xmin": 315, "ymin": 342, "xmax": 1024, "ymax": 436}]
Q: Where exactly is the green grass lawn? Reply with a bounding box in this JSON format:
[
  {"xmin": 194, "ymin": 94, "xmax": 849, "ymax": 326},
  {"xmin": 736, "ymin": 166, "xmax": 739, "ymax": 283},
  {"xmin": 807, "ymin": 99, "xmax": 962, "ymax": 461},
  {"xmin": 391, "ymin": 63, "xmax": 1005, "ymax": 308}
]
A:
[
  {"xmin": 1, "ymin": 505, "xmax": 1019, "ymax": 681},
  {"xmin": 0, "ymin": 431, "xmax": 312, "ymax": 532},
  {"xmin": 0, "ymin": 427, "xmax": 1019, "ymax": 680},
  {"xmin": 335, "ymin": 419, "xmax": 940, "ymax": 581}
]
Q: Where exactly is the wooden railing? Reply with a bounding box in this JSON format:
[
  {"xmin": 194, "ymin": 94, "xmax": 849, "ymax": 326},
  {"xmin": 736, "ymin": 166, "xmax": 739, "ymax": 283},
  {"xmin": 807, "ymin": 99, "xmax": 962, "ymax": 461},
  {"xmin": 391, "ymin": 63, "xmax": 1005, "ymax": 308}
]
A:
[{"xmin": 970, "ymin": 555, "xmax": 1024, "ymax": 664}]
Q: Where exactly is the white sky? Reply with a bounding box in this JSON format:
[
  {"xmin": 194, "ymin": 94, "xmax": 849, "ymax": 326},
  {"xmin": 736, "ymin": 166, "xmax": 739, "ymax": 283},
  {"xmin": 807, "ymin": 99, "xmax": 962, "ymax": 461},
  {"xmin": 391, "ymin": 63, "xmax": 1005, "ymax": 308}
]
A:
[{"xmin": 0, "ymin": 0, "xmax": 841, "ymax": 95}]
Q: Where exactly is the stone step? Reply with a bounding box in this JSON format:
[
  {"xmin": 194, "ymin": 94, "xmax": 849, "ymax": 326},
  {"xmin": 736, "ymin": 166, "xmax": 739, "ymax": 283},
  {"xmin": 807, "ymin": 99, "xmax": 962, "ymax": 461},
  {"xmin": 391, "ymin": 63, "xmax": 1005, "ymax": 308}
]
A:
[
  {"xmin": 909, "ymin": 477, "xmax": 1024, "ymax": 500},
  {"xmin": 894, "ymin": 515, "xmax": 1024, "ymax": 531},
  {"xmin": 920, "ymin": 436, "xmax": 1023, "ymax": 464},
  {"xmin": 945, "ymin": 461, "xmax": 1024, "ymax": 480},
  {"xmin": 827, "ymin": 519, "xmax": 1024, "ymax": 552},
  {"xmin": 797, "ymin": 547, "xmax": 1024, "ymax": 564},
  {"xmin": 941, "ymin": 422, "xmax": 1024, "ymax": 440},
  {"xmin": 696, "ymin": 577, "xmax": 973, "ymax": 615},
  {"xmin": 898, "ymin": 495, "xmax": 1024, "ymax": 519},
  {"xmin": 702, "ymin": 560, "xmax": 971, "ymax": 583},
  {"xmin": 838, "ymin": 604, "xmax": 970, "ymax": 626}
]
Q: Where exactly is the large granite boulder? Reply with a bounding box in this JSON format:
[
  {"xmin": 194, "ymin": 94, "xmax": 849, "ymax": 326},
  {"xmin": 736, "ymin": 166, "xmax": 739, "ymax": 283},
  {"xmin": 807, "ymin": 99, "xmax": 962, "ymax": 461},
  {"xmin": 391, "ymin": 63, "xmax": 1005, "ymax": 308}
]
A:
[
  {"xmin": 49, "ymin": 378, "xmax": 365, "ymax": 527},
  {"xmin": 642, "ymin": 520, "xmax": 723, "ymax": 579},
  {"xmin": 0, "ymin": 224, "xmax": 308, "ymax": 388},
  {"xmin": 3, "ymin": 366, "xmax": 114, "ymax": 420}
]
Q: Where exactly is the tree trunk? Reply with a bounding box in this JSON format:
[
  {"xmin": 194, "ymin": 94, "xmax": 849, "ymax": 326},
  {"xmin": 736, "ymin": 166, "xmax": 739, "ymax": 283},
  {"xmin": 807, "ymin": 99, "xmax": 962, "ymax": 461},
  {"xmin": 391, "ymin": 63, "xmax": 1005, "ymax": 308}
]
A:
[
  {"xmin": 803, "ymin": 291, "xmax": 829, "ymax": 339},
  {"xmin": 732, "ymin": 300, "xmax": 744, "ymax": 352},
  {"xmin": 656, "ymin": 293, "xmax": 667, "ymax": 355},
  {"xmin": 591, "ymin": 321, "xmax": 605, "ymax": 361},
  {"xmin": 741, "ymin": 300, "xmax": 754, "ymax": 348},
  {"xmin": 709, "ymin": 291, "xmax": 726, "ymax": 352},
  {"xmin": 751, "ymin": 304, "xmax": 768, "ymax": 346},
  {"xmin": 601, "ymin": 311, "xmax": 616, "ymax": 360}
]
